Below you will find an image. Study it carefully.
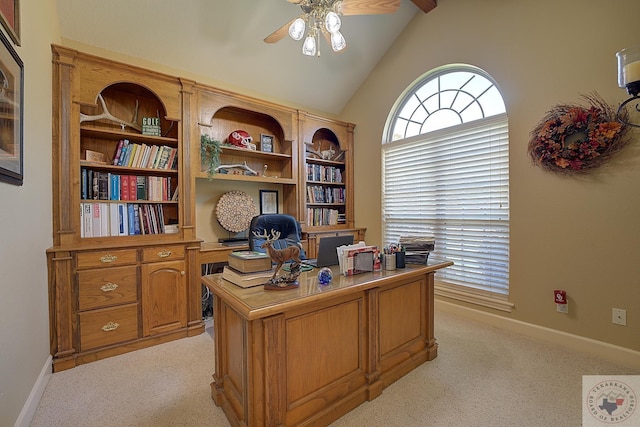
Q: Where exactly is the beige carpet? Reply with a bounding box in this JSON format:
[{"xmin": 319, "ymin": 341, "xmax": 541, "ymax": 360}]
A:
[{"xmin": 30, "ymin": 311, "xmax": 637, "ymax": 426}]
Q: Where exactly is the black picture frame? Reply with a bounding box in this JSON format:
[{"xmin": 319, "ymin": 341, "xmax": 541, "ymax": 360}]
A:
[
  {"xmin": 0, "ymin": 27, "xmax": 22, "ymax": 185},
  {"xmin": 260, "ymin": 134, "xmax": 274, "ymax": 153},
  {"xmin": 259, "ymin": 190, "xmax": 278, "ymax": 214}
]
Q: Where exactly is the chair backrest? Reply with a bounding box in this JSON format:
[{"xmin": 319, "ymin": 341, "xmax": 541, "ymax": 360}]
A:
[{"xmin": 248, "ymin": 214, "xmax": 306, "ymax": 259}]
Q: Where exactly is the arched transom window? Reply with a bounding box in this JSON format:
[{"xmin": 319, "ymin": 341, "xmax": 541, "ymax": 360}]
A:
[{"xmin": 383, "ymin": 65, "xmax": 511, "ymax": 311}]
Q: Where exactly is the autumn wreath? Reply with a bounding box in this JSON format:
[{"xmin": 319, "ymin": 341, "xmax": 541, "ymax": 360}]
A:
[{"xmin": 528, "ymin": 94, "xmax": 631, "ymax": 174}]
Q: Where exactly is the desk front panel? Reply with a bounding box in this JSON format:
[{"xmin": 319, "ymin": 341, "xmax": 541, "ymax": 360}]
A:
[{"xmin": 204, "ymin": 261, "xmax": 451, "ymax": 426}]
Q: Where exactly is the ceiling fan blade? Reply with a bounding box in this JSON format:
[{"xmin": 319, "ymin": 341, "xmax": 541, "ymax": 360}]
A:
[
  {"xmin": 336, "ymin": 0, "xmax": 401, "ymax": 15},
  {"xmin": 264, "ymin": 17, "xmax": 298, "ymax": 44}
]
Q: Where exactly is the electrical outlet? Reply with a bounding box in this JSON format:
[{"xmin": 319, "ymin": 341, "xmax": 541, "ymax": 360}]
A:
[{"xmin": 612, "ymin": 308, "xmax": 627, "ymax": 326}]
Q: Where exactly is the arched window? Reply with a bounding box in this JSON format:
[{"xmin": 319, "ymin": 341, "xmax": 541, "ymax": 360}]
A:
[{"xmin": 383, "ymin": 65, "xmax": 511, "ymax": 310}]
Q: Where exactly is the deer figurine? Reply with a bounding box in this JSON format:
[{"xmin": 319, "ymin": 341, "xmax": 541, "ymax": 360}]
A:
[{"xmin": 252, "ymin": 228, "xmax": 302, "ymax": 280}]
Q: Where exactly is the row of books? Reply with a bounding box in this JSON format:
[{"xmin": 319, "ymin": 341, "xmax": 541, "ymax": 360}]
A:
[
  {"xmin": 112, "ymin": 139, "xmax": 178, "ymax": 170},
  {"xmin": 306, "ymin": 164, "xmax": 343, "ymax": 183},
  {"xmin": 80, "ymin": 202, "xmax": 169, "ymax": 238},
  {"xmin": 306, "ymin": 208, "xmax": 345, "ymax": 226},
  {"xmin": 306, "ymin": 185, "xmax": 345, "ymax": 204},
  {"xmin": 81, "ymin": 169, "xmax": 177, "ymax": 202}
]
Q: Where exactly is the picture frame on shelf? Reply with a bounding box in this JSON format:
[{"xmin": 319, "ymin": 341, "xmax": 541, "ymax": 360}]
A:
[
  {"xmin": 260, "ymin": 134, "xmax": 274, "ymax": 153},
  {"xmin": 0, "ymin": 0, "xmax": 19, "ymax": 46},
  {"xmin": 259, "ymin": 190, "xmax": 278, "ymax": 214},
  {"xmin": 0, "ymin": 28, "xmax": 22, "ymax": 185}
]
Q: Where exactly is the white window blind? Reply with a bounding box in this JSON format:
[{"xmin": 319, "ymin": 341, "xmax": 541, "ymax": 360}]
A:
[{"xmin": 382, "ymin": 114, "xmax": 510, "ymax": 296}]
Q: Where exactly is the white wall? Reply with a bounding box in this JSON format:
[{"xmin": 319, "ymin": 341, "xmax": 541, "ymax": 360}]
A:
[
  {"xmin": 0, "ymin": 0, "xmax": 60, "ymax": 425},
  {"xmin": 342, "ymin": 0, "xmax": 640, "ymax": 352}
]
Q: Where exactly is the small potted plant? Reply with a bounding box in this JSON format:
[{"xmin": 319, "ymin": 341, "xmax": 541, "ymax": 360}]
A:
[{"xmin": 200, "ymin": 134, "xmax": 222, "ymax": 178}]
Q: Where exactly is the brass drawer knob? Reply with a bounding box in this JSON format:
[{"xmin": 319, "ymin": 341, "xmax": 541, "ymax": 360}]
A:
[
  {"xmin": 100, "ymin": 254, "xmax": 118, "ymax": 263},
  {"xmin": 157, "ymin": 250, "xmax": 172, "ymax": 258},
  {"xmin": 101, "ymin": 321, "xmax": 120, "ymax": 332},
  {"xmin": 100, "ymin": 282, "xmax": 118, "ymax": 292}
]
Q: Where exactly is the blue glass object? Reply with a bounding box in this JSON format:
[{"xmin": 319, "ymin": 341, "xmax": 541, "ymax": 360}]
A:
[{"xmin": 317, "ymin": 267, "xmax": 333, "ymax": 285}]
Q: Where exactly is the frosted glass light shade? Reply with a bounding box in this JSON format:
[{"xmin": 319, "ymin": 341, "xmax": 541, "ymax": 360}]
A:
[
  {"xmin": 302, "ymin": 34, "xmax": 317, "ymax": 56},
  {"xmin": 289, "ymin": 18, "xmax": 306, "ymax": 41},
  {"xmin": 330, "ymin": 31, "xmax": 346, "ymax": 52},
  {"xmin": 325, "ymin": 12, "xmax": 341, "ymax": 34}
]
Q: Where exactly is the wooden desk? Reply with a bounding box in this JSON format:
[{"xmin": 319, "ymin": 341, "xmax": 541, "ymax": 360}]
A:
[
  {"xmin": 199, "ymin": 242, "xmax": 249, "ymax": 265},
  {"xmin": 202, "ymin": 261, "xmax": 452, "ymax": 427}
]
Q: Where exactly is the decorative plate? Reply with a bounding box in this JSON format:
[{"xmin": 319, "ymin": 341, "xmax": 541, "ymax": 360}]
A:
[{"xmin": 215, "ymin": 191, "xmax": 257, "ymax": 233}]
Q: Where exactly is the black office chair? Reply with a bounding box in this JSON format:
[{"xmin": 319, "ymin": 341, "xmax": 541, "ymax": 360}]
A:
[{"xmin": 248, "ymin": 214, "xmax": 306, "ymax": 260}]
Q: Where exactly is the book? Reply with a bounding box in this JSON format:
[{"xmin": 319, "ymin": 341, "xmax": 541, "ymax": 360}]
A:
[
  {"xmin": 81, "ymin": 168, "xmax": 88, "ymax": 199},
  {"xmin": 109, "ymin": 203, "xmax": 119, "ymax": 236},
  {"xmin": 228, "ymin": 251, "xmax": 273, "ymax": 273},
  {"xmin": 82, "ymin": 203, "xmax": 93, "ymax": 238},
  {"xmin": 142, "ymin": 117, "xmax": 161, "ymax": 136},
  {"xmin": 221, "ymin": 266, "xmax": 273, "ymax": 288},
  {"xmin": 92, "ymin": 203, "xmax": 102, "ymax": 237},
  {"xmin": 136, "ymin": 175, "xmax": 146, "ymax": 200},
  {"xmin": 113, "ymin": 139, "xmax": 126, "ymax": 165},
  {"xmin": 98, "ymin": 172, "xmax": 109, "ymax": 200},
  {"xmin": 117, "ymin": 203, "xmax": 128, "ymax": 236}
]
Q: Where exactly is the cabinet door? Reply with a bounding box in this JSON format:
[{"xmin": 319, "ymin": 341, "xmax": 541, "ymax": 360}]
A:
[{"xmin": 141, "ymin": 260, "xmax": 187, "ymax": 335}]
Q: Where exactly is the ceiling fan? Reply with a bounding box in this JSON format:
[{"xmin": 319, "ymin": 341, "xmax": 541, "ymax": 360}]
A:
[{"xmin": 264, "ymin": 0, "xmax": 403, "ymax": 57}]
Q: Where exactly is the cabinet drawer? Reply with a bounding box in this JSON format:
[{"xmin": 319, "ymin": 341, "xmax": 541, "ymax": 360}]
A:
[
  {"xmin": 141, "ymin": 245, "xmax": 184, "ymax": 262},
  {"xmin": 78, "ymin": 266, "xmax": 138, "ymax": 310},
  {"xmin": 79, "ymin": 304, "xmax": 139, "ymax": 351},
  {"xmin": 77, "ymin": 249, "xmax": 137, "ymax": 269}
]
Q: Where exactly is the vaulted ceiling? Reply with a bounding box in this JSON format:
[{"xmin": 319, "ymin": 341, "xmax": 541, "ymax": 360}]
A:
[{"xmin": 57, "ymin": 0, "xmax": 436, "ymax": 115}]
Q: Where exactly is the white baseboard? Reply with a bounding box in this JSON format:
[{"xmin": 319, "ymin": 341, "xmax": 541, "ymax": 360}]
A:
[
  {"xmin": 435, "ymin": 299, "xmax": 640, "ymax": 370},
  {"xmin": 14, "ymin": 355, "xmax": 52, "ymax": 427}
]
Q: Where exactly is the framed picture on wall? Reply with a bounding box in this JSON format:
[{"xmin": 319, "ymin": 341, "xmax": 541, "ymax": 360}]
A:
[
  {"xmin": 260, "ymin": 134, "xmax": 274, "ymax": 153},
  {"xmin": 0, "ymin": 27, "xmax": 23, "ymax": 185},
  {"xmin": 0, "ymin": 0, "xmax": 19, "ymax": 46},
  {"xmin": 259, "ymin": 190, "xmax": 278, "ymax": 214}
]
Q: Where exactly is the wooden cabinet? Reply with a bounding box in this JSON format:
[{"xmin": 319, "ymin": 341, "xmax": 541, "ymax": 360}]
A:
[
  {"xmin": 142, "ymin": 257, "xmax": 187, "ymax": 336},
  {"xmin": 47, "ymin": 45, "xmax": 203, "ymax": 372},
  {"xmin": 298, "ymin": 112, "xmax": 355, "ymax": 231}
]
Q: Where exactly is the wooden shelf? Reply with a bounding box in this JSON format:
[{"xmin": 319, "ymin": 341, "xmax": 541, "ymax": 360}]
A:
[
  {"xmin": 221, "ymin": 145, "xmax": 291, "ymax": 160},
  {"xmin": 195, "ymin": 173, "xmax": 295, "ymax": 185},
  {"xmin": 81, "ymin": 126, "xmax": 179, "ymax": 146}
]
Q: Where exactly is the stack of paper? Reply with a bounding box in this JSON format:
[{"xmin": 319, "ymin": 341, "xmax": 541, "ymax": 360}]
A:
[{"xmin": 399, "ymin": 236, "xmax": 435, "ymax": 264}]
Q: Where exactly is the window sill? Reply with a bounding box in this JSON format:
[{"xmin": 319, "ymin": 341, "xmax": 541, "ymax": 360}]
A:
[{"xmin": 434, "ymin": 281, "xmax": 514, "ymax": 313}]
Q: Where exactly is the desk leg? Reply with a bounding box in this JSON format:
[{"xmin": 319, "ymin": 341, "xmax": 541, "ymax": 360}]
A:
[{"xmin": 425, "ymin": 272, "xmax": 438, "ymax": 361}]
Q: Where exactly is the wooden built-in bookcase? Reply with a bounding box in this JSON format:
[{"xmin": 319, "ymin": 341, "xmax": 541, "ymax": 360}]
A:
[
  {"xmin": 47, "ymin": 45, "xmax": 203, "ymax": 372},
  {"xmin": 47, "ymin": 45, "xmax": 364, "ymax": 371},
  {"xmin": 189, "ymin": 85, "xmax": 299, "ymax": 218},
  {"xmin": 299, "ymin": 112, "xmax": 355, "ymax": 231}
]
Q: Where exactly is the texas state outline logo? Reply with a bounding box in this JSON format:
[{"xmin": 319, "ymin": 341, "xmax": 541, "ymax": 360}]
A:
[{"xmin": 584, "ymin": 376, "xmax": 638, "ymax": 425}]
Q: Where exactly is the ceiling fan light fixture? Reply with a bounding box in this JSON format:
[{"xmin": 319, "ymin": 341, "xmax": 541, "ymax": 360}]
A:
[
  {"xmin": 289, "ymin": 17, "xmax": 306, "ymax": 41},
  {"xmin": 325, "ymin": 11, "xmax": 341, "ymax": 34},
  {"xmin": 330, "ymin": 30, "xmax": 346, "ymax": 52},
  {"xmin": 302, "ymin": 33, "xmax": 317, "ymax": 56}
]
